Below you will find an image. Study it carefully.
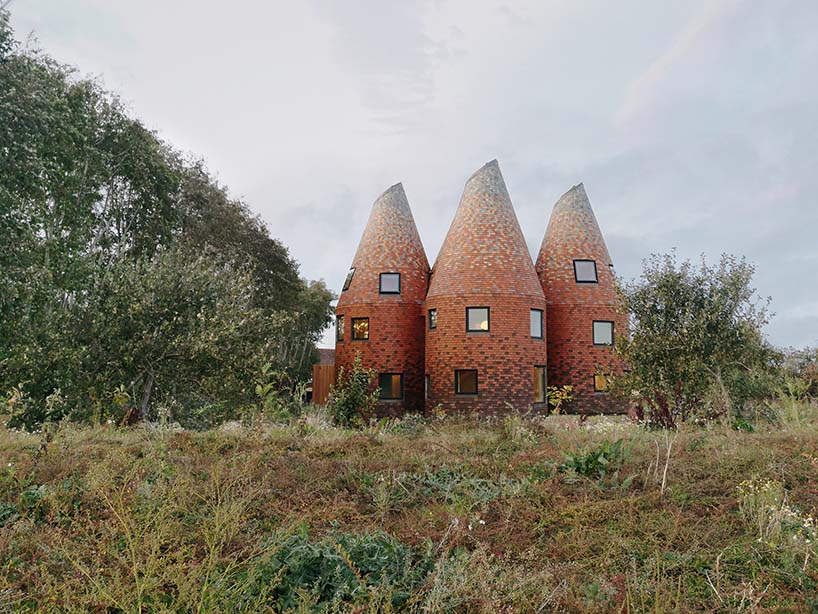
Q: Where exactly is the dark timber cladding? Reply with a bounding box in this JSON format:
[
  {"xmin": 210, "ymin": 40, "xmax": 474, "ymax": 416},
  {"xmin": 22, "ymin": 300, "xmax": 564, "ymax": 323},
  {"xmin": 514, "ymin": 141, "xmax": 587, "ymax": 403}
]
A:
[
  {"xmin": 424, "ymin": 160, "xmax": 548, "ymax": 412},
  {"xmin": 535, "ymin": 183, "xmax": 626, "ymax": 412},
  {"xmin": 334, "ymin": 183, "xmax": 429, "ymax": 414}
]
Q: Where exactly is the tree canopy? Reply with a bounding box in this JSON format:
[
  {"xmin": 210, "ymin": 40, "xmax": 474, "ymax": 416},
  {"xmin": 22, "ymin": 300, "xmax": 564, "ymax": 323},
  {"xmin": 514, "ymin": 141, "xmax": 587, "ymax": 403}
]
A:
[{"xmin": 0, "ymin": 12, "xmax": 334, "ymax": 429}]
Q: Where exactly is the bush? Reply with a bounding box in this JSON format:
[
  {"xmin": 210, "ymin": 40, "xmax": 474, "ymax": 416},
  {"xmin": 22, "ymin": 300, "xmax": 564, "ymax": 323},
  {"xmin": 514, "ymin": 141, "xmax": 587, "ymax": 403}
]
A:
[
  {"xmin": 326, "ymin": 354, "xmax": 379, "ymax": 428},
  {"xmin": 617, "ymin": 253, "xmax": 772, "ymax": 428},
  {"xmin": 221, "ymin": 526, "xmax": 433, "ymax": 611}
]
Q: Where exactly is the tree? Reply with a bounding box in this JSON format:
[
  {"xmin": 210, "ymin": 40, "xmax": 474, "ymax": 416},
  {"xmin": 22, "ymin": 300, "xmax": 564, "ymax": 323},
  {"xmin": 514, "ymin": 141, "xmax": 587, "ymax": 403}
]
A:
[
  {"xmin": 0, "ymin": 14, "xmax": 334, "ymax": 429},
  {"xmin": 616, "ymin": 253, "xmax": 771, "ymax": 428}
]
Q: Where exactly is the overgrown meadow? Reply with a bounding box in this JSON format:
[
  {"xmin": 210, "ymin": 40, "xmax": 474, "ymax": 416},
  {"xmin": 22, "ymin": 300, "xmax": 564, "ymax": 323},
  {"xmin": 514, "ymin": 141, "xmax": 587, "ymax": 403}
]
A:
[{"xmin": 1, "ymin": 400, "xmax": 816, "ymax": 612}]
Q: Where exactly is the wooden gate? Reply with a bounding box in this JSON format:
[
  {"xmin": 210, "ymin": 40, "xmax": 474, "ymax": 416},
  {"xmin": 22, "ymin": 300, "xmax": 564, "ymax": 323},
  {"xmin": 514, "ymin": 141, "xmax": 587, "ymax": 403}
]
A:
[{"xmin": 312, "ymin": 364, "xmax": 336, "ymax": 405}]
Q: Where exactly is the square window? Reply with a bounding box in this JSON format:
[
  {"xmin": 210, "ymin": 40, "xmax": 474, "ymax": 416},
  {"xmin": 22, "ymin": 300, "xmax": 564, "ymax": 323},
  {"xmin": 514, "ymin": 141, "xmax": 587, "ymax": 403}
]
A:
[
  {"xmin": 379, "ymin": 272, "xmax": 400, "ymax": 294},
  {"xmin": 593, "ymin": 321, "xmax": 614, "ymax": 346},
  {"xmin": 466, "ymin": 307, "xmax": 490, "ymax": 332},
  {"xmin": 530, "ymin": 309, "xmax": 543, "ymax": 338},
  {"xmin": 533, "ymin": 366, "xmax": 546, "ymax": 402},
  {"xmin": 428, "ymin": 308, "xmax": 437, "ymax": 330},
  {"xmin": 336, "ymin": 315, "xmax": 344, "ymax": 342},
  {"xmin": 342, "ymin": 267, "xmax": 355, "ymax": 291},
  {"xmin": 378, "ymin": 373, "xmax": 403, "ymax": 400},
  {"xmin": 351, "ymin": 317, "xmax": 369, "ymax": 341},
  {"xmin": 574, "ymin": 260, "xmax": 598, "ymax": 283},
  {"xmin": 455, "ymin": 369, "xmax": 478, "ymax": 395},
  {"xmin": 594, "ymin": 373, "xmax": 609, "ymax": 392}
]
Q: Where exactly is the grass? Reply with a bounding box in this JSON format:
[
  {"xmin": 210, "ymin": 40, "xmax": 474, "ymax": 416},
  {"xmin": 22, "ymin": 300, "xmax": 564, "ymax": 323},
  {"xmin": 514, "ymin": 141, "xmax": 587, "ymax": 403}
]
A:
[{"xmin": 0, "ymin": 407, "xmax": 817, "ymax": 612}]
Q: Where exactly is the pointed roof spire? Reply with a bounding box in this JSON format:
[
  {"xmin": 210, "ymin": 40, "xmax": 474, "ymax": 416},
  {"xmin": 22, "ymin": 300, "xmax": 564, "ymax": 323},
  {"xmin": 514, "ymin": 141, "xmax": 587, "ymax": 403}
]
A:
[
  {"xmin": 536, "ymin": 182, "xmax": 617, "ymax": 304},
  {"xmin": 338, "ymin": 182, "xmax": 429, "ymax": 306},
  {"xmin": 350, "ymin": 182, "xmax": 428, "ymax": 271},
  {"xmin": 427, "ymin": 160, "xmax": 543, "ymax": 299}
]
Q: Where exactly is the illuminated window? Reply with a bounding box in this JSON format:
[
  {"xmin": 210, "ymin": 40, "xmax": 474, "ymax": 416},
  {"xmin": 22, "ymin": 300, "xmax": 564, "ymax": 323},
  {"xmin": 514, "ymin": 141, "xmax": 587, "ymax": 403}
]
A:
[
  {"xmin": 594, "ymin": 373, "xmax": 609, "ymax": 392},
  {"xmin": 466, "ymin": 307, "xmax": 490, "ymax": 332},
  {"xmin": 530, "ymin": 309, "xmax": 543, "ymax": 338},
  {"xmin": 455, "ymin": 369, "xmax": 478, "ymax": 395},
  {"xmin": 351, "ymin": 317, "xmax": 369, "ymax": 341},
  {"xmin": 379, "ymin": 272, "xmax": 400, "ymax": 294},
  {"xmin": 428, "ymin": 308, "xmax": 437, "ymax": 330},
  {"xmin": 533, "ymin": 366, "xmax": 546, "ymax": 402},
  {"xmin": 335, "ymin": 315, "xmax": 344, "ymax": 342},
  {"xmin": 573, "ymin": 260, "xmax": 598, "ymax": 283},
  {"xmin": 378, "ymin": 373, "xmax": 403, "ymax": 400},
  {"xmin": 342, "ymin": 268, "xmax": 355, "ymax": 291},
  {"xmin": 593, "ymin": 321, "xmax": 614, "ymax": 346}
]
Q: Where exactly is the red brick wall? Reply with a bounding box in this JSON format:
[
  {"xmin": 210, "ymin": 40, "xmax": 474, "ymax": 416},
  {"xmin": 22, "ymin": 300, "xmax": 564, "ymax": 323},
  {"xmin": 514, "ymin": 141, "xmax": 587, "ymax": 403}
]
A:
[
  {"xmin": 424, "ymin": 294, "xmax": 548, "ymax": 413},
  {"xmin": 425, "ymin": 160, "xmax": 548, "ymax": 413},
  {"xmin": 335, "ymin": 183, "xmax": 429, "ymax": 414},
  {"xmin": 536, "ymin": 183, "xmax": 627, "ymax": 413}
]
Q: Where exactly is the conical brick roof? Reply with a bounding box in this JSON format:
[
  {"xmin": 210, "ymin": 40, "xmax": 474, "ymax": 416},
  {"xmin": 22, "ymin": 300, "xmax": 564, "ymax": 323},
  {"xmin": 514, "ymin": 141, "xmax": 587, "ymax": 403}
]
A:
[
  {"xmin": 427, "ymin": 160, "xmax": 543, "ymax": 299},
  {"xmin": 338, "ymin": 182, "xmax": 429, "ymax": 306},
  {"xmin": 536, "ymin": 183, "xmax": 617, "ymax": 304}
]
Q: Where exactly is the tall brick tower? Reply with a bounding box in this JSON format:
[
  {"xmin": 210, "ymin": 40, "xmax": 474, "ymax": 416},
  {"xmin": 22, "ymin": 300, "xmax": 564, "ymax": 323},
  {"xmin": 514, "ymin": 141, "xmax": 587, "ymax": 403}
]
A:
[
  {"xmin": 334, "ymin": 183, "xmax": 429, "ymax": 413},
  {"xmin": 425, "ymin": 160, "xmax": 548, "ymax": 413},
  {"xmin": 535, "ymin": 183, "xmax": 626, "ymax": 412}
]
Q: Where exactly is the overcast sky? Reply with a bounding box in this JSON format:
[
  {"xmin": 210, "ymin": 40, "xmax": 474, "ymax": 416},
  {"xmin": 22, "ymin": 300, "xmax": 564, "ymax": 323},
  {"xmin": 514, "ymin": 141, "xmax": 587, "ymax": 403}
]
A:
[{"xmin": 9, "ymin": 0, "xmax": 818, "ymax": 348}]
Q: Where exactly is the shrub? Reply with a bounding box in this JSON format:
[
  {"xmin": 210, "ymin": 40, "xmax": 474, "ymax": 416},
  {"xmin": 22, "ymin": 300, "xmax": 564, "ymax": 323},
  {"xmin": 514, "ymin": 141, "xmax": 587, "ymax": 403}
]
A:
[
  {"xmin": 326, "ymin": 354, "xmax": 379, "ymax": 428},
  {"xmin": 617, "ymin": 253, "xmax": 772, "ymax": 428},
  {"xmin": 220, "ymin": 526, "xmax": 433, "ymax": 611}
]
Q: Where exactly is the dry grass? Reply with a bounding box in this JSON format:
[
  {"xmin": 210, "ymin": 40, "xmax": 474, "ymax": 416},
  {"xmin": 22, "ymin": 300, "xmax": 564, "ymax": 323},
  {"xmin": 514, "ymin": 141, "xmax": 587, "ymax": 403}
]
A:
[{"xmin": 0, "ymin": 407, "xmax": 817, "ymax": 612}]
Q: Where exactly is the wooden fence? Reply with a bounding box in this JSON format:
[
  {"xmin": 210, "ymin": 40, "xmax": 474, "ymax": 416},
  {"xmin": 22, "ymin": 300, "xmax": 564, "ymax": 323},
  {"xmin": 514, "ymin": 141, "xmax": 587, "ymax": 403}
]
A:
[{"xmin": 312, "ymin": 364, "xmax": 336, "ymax": 405}]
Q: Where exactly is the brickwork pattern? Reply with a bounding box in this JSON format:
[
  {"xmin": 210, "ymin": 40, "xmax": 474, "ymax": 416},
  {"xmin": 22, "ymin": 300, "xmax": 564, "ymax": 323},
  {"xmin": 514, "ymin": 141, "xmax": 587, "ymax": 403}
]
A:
[
  {"xmin": 535, "ymin": 183, "xmax": 627, "ymax": 412},
  {"xmin": 335, "ymin": 183, "xmax": 429, "ymax": 413},
  {"xmin": 425, "ymin": 161, "xmax": 548, "ymax": 413}
]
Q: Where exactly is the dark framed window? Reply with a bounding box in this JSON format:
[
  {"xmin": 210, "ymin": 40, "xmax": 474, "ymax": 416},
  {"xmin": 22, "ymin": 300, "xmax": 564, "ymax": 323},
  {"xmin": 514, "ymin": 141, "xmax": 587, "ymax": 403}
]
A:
[
  {"xmin": 466, "ymin": 307, "xmax": 490, "ymax": 332},
  {"xmin": 379, "ymin": 272, "xmax": 400, "ymax": 294},
  {"xmin": 378, "ymin": 373, "xmax": 403, "ymax": 400},
  {"xmin": 530, "ymin": 309, "xmax": 543, "ymax": 338},
  {"xmin": 455, "ymin": 369, "xmax": 478, "ymax": 395},
  {"xmin": 342, "ymin": 267, "xmax": 356, "ymax": 291},
  {"xmin": 594, "ymin": 373, "xmax": 609, "ymax": 392},
  {"xmin": 573, "ymin": 259, "xmax": 598, "ymax": 283},
  {"xmin": 593, "ymin": 321, "xmax": 614, "ymax": 346},
  {"xmin": 424, "ymin": 374, "xmax": 430, "ymax": 399},
  {"xmin": 351, "ymin": 317, "xmax": 369, "ymax": 341},
  {"xmin": 533, "ymin": 366, "xmax": 546, "ymax": 402},
  {"xmin": 428, "ymin": 309, "xmax": 437, "ymax": 330},
  {"xmin": 336, "ymin": 315, "xmax": 345, "ymax": 342}
]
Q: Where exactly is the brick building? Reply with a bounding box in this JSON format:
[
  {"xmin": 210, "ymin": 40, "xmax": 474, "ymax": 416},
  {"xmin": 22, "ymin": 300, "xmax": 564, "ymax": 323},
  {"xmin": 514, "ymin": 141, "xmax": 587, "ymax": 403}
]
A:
[{"xmin": 332, "ymin": 160, "xmax": 624, "ymax": 414}]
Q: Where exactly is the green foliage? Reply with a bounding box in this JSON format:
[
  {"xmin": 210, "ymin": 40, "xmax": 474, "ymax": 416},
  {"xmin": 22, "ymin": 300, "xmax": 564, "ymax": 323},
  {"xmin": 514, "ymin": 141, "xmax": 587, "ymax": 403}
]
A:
[
  {"xmin": 617, "ymin": 252, "xmax": 773, "ymax": 428},
  {"xmin": 0, "ymin": 16, "xmax": 334, "ymax": 429},
  {"xmin": 547, "ymin": 384, "xmax": 573, "ymax": 414},
  {"xmin": 227, "ymin": 526, "xmax": 433, "ymax": 611},
  {"xmin": 327, "ymin": 354, "xmax": 379, "ymax": 428}
]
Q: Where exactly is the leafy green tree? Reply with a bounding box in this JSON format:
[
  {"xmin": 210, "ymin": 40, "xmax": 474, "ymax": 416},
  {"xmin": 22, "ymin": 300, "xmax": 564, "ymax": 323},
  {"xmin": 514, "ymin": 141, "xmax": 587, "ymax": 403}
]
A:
[
  {"xmin": 616, "ymin": 253, "xmax": 772, "ymax": 428},
  {"xmin": 0, "ymin": 14, "xmax": 334, "ymax": 429}
]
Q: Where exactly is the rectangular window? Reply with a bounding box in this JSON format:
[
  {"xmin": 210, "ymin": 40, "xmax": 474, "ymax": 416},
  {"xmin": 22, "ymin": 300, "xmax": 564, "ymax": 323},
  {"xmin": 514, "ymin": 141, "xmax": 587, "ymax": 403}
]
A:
[
  {"xmin": 530, "ymin": 309, "xmax": 543, "ymax": 338},
  {"xmin": 466, "ymin": 307, "xmax": 490, "ymax": 332},
  {"xmin": 424, "ymin": 374, "xmax": 430, "ymax": 399},
  {"xmin": 455, "ymin": 369, "xmax": 478, "ymax": 395},
  {"xmin": 336, "ymin": 315, "xmax": 344, "ymax": 342},
  {"xmin": 574, "ymin": 259, "xmax": 598, "ymax": 283},
  {"xmin": 378, "ymin": 373, "xmax": 403, "ymax": 400},
  {"xmin": 593, "ymin": 321, "xmax": 614, "ymax": 346},
  {"xmin": 428, "ymin": 308, "xmax": 437, "ymax": 330},
  {"xmin": 379, "ymin": 272, "xmax": 400, "ymax": 294},
  {"xmin": 594, "ymin": 373, "xmax": 609, "ymax": 392},
  {"xmin": 533, "ymin": 366, "xmax": 546, "ymax": 402},
  {"xmin": 342, "ymin": 267, "xmax": 356, "ymax": 291},
  {"xmin": 351, "ymin": 317, "xmax": 369, "ymax": 341}
]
